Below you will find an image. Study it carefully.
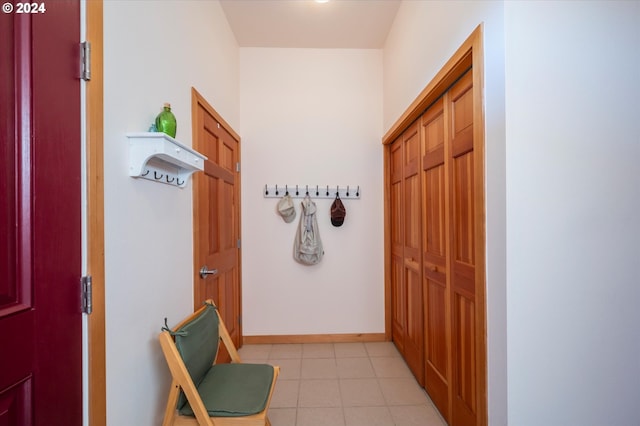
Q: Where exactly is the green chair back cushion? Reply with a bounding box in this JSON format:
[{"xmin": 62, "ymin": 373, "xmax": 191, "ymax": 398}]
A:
[
  {"xmin": 173, "ymin": 303, "xmax": 220, "ymax": 409},
  {"xmin": 179, "ymin": 363, "xmax": 275, "ymax": 417}
]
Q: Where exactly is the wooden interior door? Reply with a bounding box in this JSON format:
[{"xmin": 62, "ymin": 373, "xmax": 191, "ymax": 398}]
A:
[
  {"xmin": 192, "ymin": 89, "xmax": 242, "ymax": 362},
  {"xmin": 421, "ymin": 97, "xmax": 451, "ymax": 421},
  {"xmin": 448, "ymin": 71, "xmax": 478, "ymax": 426},
  {"xmin": 401, "ymin": 122, "xmax": 424, "ymax": 385},
  {"xmin": 0, "ymin": 2, "xmax": 82, "ymax": 424}
]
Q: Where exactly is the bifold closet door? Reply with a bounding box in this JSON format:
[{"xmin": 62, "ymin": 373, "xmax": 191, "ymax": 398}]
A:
[
  {"xmin": 422, "ymin": 69, "xmax": 478, "ymax": 426},
  {"xmin": 389, "ymin": 137, "xmax": 406, "ymax": 354},
  {"xmin": 389, "ymin": 123, "xmax": 425, "ymax": 386},
  {"xmin": 421, "ymin": 97, "xmax": 451, "ymax": 422},
  {"xmin": 402, "ymin": 122, "xmax": 424, "ymax": 385},
  {"xmin": 448, "ymin": 70, "xmax": 478, "ymax": 426}
]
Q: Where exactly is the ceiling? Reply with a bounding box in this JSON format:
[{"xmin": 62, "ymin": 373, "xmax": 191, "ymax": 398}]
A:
[{"xmin": 219, "ymin": 0, "xmax": 402, "ymax": 49}]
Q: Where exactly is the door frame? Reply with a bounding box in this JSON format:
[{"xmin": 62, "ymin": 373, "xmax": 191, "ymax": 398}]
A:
[
  {"xmin": 86, "ymin": 1, "xmax": 106, "ymax": 424},
  {"xmin": 382, "ymin": 24, "xmax": 486, "ymax": 425}
]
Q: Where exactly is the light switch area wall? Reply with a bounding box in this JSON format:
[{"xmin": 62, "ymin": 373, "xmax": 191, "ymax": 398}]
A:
[{"xmin": 240, "ymin": 48, "xmax": 385, "ymax": 336}]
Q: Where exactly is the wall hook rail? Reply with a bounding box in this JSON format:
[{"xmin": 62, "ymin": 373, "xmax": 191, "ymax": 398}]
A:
[{"xmin": 263, "ymin": 184, "xmax": 361, "ymax": 199}]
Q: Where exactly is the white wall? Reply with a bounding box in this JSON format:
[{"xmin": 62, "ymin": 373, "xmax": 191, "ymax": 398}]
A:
[
  {"xmin": 383, "ymin": 1, "xmax": 507, "ymax": 424},
  {"xmin": 240, "ymin": 48, "xmax": 385, "ymax": 335},
  {"xmin": 103, "ymin": 1, "xmax": 238, "ymax": 424},
  {"xmin": 505, "ymin": 2, "xmax": 640, "ymax": 425}
]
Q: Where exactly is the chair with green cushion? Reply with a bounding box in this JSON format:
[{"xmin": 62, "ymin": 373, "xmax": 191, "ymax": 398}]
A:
[{"xmin": 159, "ymin": 299, "xmax": 279, "ymax": 426}]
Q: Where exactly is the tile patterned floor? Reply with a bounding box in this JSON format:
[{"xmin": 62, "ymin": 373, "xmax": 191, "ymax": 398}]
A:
[{"xmin": 238, "ymin": 342, "xmax": 447, "ymax": 426}]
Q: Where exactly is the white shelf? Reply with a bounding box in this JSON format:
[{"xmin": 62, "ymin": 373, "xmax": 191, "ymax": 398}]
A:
[{"xmin": 127, "ymin": 132, "xmax": 207, "ymax": 188}]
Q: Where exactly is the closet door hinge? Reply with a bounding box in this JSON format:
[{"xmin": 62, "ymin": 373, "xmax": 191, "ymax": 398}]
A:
[
  {"xmin": 236, "ymin": 162, "xmax": 240, "ymax": 172},
  {"xmin": 80, "ymin": 41, "xmax": 91, "ymax": 81},
  {"xmin": 81, "ymin": 275, "xmax": 93, "ymax": 314},
  {"xmin": 237, "ymin": 238, "xmax": 241, "ymax": 249}
]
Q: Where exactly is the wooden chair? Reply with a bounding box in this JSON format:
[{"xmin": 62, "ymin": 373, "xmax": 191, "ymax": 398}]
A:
[{"xmin": 159, "ymin": 300, "xmax": 279, "ymax": 426}]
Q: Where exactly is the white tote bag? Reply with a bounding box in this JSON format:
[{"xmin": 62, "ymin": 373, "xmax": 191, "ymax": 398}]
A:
[{"xmin": 293, "ymin": 196, "xmax": 324, "ymax": 265}]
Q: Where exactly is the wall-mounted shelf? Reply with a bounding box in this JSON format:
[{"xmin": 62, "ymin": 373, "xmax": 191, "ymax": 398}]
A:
[{"xmin": 127, "ymin": 132, "xmax": 207, "ymax": 188}]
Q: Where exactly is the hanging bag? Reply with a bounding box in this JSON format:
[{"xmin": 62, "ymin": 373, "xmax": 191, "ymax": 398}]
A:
[
  {"xmin": 330, "ymin": 194, "xmax": 346, "ymax": 227},
  {"xmin": 293, "ymin": 196, "xmax": 324, "ymax": 265}
]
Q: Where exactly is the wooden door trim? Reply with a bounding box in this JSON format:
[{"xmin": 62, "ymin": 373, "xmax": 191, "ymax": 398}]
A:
[
  {"xmin": 86, "ymin": 1, "xmax": 106, "ymax": 424},
  {"xmin": 382, "ymin": 30, "xmax": 476, "ymax": 146},
  {"xmin": 191, "ymin": 88, "xmax": 241, "ymax": 142},
  {"xmin": 382, "ymin": 24, "xmax": 486, "ymax": 425}
]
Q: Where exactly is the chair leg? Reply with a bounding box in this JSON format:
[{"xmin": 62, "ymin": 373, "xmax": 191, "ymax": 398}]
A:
[
  {"xmin": 265, "ymin": 416, "xmax": 271, "ymax": 426},
  {"xmin": 162, "ymin": 379, "xmax": 180, "ymax": 426}
]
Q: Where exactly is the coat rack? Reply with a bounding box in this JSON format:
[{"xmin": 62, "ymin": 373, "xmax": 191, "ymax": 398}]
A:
[{"xmin": 263, "ymin": 184, "xmax": 361, "ymax": 199}]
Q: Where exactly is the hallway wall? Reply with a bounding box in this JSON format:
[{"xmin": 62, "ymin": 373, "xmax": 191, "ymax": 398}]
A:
[
  {"xmin": 383, "ymin": 1, "xmax": 640, "ymax": 425},
  {"xmin": 239, "ymin": 48, "xmax": 385, "ymax": 336},
  {"xmin": 504, "ymin": 2, "xmax": 640, "ymax": 425},
  {"xmin": 103, "ymin": 1, "xmax": 239, "ymax": 424}
]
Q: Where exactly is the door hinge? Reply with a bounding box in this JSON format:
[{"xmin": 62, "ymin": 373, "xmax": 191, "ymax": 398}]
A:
[
  {"xmin": 236, "ymin": 162, "xmax": 240, "ymax": 172},
  {"xmin": 80, "ymin": 41, "xmax": 91, "ymax": 81},
  {"xmin": 238, "ymin": 314, "xmax": 242, "ymax": 326},
  {"xmin": 81, "ymin": 275, "xmax": 93, "ymax": 314},
  {"xmin": 237, "ymin": 238, "xmax": 241, "ymax": 249}
]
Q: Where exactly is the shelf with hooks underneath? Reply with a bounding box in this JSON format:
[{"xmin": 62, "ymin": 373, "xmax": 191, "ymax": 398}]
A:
[
  {"xmin": 263, "ymin": 184, "xmax": 360, "ymax": 199},
  {"xmin": 127, "ymin": 132, "xmax": 207, "ymax": 188}
]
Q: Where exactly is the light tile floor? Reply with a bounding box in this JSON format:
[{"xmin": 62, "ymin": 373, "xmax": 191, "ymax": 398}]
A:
[{"xmin": 238, "ymin": 342, "xmax": 447, "ymax": 426}]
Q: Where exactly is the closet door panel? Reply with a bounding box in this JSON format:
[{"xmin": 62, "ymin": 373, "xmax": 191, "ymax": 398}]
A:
[
  {"xmin": 390, "ymin": 139, "xmax": 406, "ymax": 351},
  {"xmin": 391, "ymin": 253, "xmax": 406, "ymax": 352},
  {"xmin": 450, "ymin": 71, "xmax": 478, "ymax": 426},
  {"xmin": 453, "ymin": 291, "xmax": 476, "ymax": 423},
  {"xmin": 452, "ymin": 153, "xmax": 475, "ymax": 267},
  {"xmin": 403, "ymin": 123, "xmax": 424, "ymax": 384},
  {"xmin": 421, "ymin": 99, "xmax": 451, "ymax": 421}
]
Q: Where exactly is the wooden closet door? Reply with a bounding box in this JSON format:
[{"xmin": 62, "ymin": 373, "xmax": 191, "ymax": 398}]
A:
[
  {"xmin": 384, "ymin": 33, "xmax": 486, "ymax": 425},
  {"xmin": 448, "ymin": 70, "xmax": 478, "ymax": 426},
  {"xmin": 389, "ymin": 123, "xmax": 424, "ymax": 385},
  {"xmin": 421, "ymin": 97, "xmax": 451, "ymax": 421},
  {"xmin": 389, "ymin": 137, "xmax": 406, "ymax": 353},
  {"xmin": 402, "ymin": 122, "xmax": 424, "ymax": 385}
]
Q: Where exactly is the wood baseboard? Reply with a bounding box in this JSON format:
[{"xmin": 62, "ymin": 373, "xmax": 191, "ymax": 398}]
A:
[{"xmin": 243, "ymin": 333, "xmax": 387, "ymax": 345}]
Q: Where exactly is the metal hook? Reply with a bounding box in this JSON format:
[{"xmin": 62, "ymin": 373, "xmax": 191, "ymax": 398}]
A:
[
  {"xmin": 296, "ymin": 185, "xmax": 299, "ymax": 196},
  {"xmin": 316, "ymin": 185, "xmax": 319, "ymax": 196},
  {"xmin": 285, "ymin": 185, "xmax": 289, "ymax": 196},
  {"xmin": 275, "ymin": 185, "xmax": 279, "ymax": 196},
  {"xmin": 326, "ymin": 185, "xmax": 329, "ymax": 196},
  {"xmin": 336, "ymin": 185, "xmax": 339, "ymax": 197},
  {"xmin": 356, "ymin": 185, "xmax": 360, "ymax": 197},
  {"xmin": 166, "ymin": 175, "xmax": 175, "ymax": 183},
  {"xmin": 154, "ymin": 171, "xmax": 163, "ymax": 180},
  {"xmin": 141, "ymin": 169, "xmax": 150, "ymax": 177},
  {"xmin": 265, "ymin": 184, "xmax": 269, "ymax": 195},
  {"xmin": 305, "ymin": 185, "xmax": 309, "ymax": 196},
  {"xmin": 176, "ymin": 178, "xmax": 184, "ymax": 186},
  {"xmin": 346, "ymin": 185, "xmax": 350, "ymax": 197}
]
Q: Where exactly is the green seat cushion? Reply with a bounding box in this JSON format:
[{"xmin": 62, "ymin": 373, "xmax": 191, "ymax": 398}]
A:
[{"xmin": 179, "ymin": 363, "xmax": 275, "ymax": 417}]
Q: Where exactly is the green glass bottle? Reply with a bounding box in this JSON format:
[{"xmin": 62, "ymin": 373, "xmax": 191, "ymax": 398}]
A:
[{"xmin": 155, "ymin": 102, "xmax": 177, "ymax": 138}]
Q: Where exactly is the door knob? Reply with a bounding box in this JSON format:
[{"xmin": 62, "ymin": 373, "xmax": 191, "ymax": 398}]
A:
[{"xmin": 199, "ymin": 266, "xmax": 218, "ymax": 279}]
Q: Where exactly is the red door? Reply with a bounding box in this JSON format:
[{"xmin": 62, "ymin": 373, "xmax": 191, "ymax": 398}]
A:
[{"xmin": 0, "ymin": 2, "xmax": 82, "ymax": 424}]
